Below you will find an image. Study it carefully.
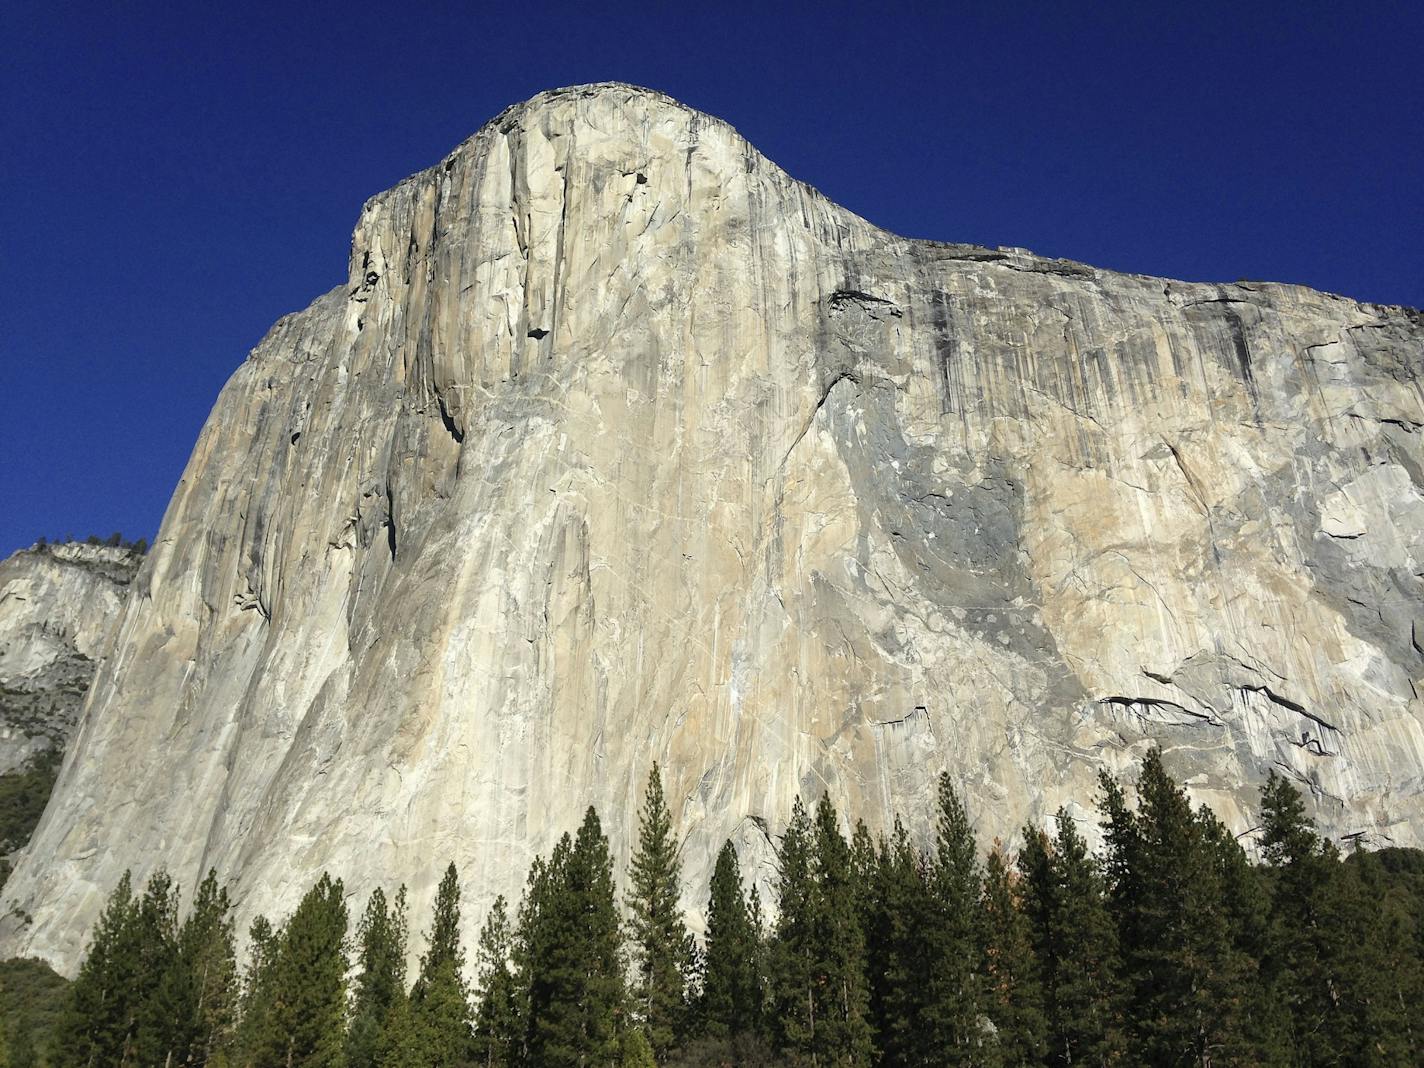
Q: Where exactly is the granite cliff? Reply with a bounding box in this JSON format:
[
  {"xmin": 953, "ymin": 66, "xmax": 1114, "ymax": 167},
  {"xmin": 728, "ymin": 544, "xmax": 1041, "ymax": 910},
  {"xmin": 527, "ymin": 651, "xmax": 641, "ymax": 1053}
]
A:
[
  {"xmin": 0, "ymin": 542, "xmax": 141, "ymax": 883},
  {"xmin": 5, "ymin": 84, "xmax": 1423, "ymax": 973},
  {"xmin": 0, "ymin": 543, "xmax": 140, "ymax": 778}
]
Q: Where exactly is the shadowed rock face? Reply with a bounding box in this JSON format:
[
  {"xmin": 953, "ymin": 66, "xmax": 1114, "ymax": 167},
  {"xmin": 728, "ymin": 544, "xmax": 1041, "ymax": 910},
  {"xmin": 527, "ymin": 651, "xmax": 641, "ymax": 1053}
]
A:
[
  {"xmin": 4, "ymin": 83, "xmax": 1423, "ymax": 973},
  {"xmin": 0, "ymin": 544, "xmax": 141, "ymax": 776}
]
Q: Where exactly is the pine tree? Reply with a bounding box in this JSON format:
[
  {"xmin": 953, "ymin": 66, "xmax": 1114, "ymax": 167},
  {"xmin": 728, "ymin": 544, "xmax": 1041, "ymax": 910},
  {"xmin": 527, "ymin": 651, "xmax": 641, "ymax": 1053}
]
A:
[
  {"xmin": 920, "ymin": 774, "xmax": 989, "ymax": 1065},
  {"xmin": 374, "ymin": 993, "xmax": 421, "ymax": 1068},
  {"xmin": 348, "ymin": 886, "xmax": 408, "ymax": 1068},
  {"xmin": 59, "ymin": 872, "xmax": 135, "ymax": 1068},
  {"xmin": 767, "ymin": 797, "xmax": 817, "ymax": 1060},
  {"xmin": 159, "ymin": 868, "xmax": 239, "ymax": 1068},
  {"xmin": 618, "ymin": 1029, "xmax": 656, "ymax": 1068},
  {"xmin": 261, "ymin": 873, "xmax": 349, "ymax": 1068},
  {"xmin": 1102, "ymin": 749, "xmax": 1257, "ymax": 1066},
  {"xmin": 128, "ymin": 870, "xmax": 183, "ymax": 1067},
  {"xmin": 766, "ymin": 795, "xmax": 873, "ymax": 1065},
  {"xmin": 521, "ymin": 808, "xmax": 627, "ymax": 1067},
  {"xmin": 234, "ymin": 914, "xmax": 279, "ymax": 1068},
  {"xmin": 746, "ymin": 882, "xmax": 769, "ymax": 1038},
  {"xmin": 410, "ymin": 863, "xmax": 474, "ymax": 1068},
  {"xmin": 699, "ymin": 841, "xmax": 760, "ymax": 1041},
  {"xmin": 473, "ymin": 895, "xmax": 521, "ymax": 1068},
  {"xmin": 808, "ymin": 795, "xmax": 874, "ymax": 1066},
  {"xmin": 60, "ymin": 869, "xmax": 182, "ymax": 1068},
  {"xmin": 626, "ymin": 764, "xmax": 694, "ymax": 1060},
  {"xmin": 980, "ymin": 845, "xmax": 1046, "ymax": 1065},
  {"xmin": 848, "ymin": 822, "xmax": 878, "ymax": 919},
  {"xmin": 1019, "ymin": 810, "xmax": 1125, "ymax": 1068},
  {"xmin": 1259, "ymin": 773, "xmax": 1414, "ymax": 1065},
  {"xmin": 865, "ymin": 819, "xmax": 930, "ymax": 1068},
  {"xmin": 58, "ymin": 871, "xmax": 139, "ymax": 1068},
  {"xmin": 1199, "ymin": 808, "xmax": 1289, "ymax": 1064},
  {"xmin": 1343, "ymin": 847, "xmax": 1422, "ymax": 1063},
  {"xmin": 847, "ymin": 820, "xmax": 879, "ymax": 1011},
  {"xmin": 1259, "ymin": 770, "xmax": 1339, "ymax": 1063}
]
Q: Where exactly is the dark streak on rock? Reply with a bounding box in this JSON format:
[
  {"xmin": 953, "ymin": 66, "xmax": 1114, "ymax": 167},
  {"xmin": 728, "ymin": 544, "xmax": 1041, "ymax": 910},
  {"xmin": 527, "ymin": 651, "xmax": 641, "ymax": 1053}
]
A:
[
  {"xmin": 384, "ymin": 484, "xmax": 398, "ymax": 563},
  {"xmin": 929, "ymin": 290, "xmax": 958, "ymax": 417},
  {"xmin": 828, "ymin": 289, "xmax": 902, "ymax": 317},
  {"xmin": 1238, "ymin": 683, "xmax": 1340, "ymax": 735},
  {"xmin": 437, "ymin": 396, "xmax": 465, "ymax": 444},
  {"xmin": 871, "ymin": 705, "xmax": 931, "ymax": 730},
  {"xmin": 1098, "ymin": 694, "xmax": 1221, "ymax": 726}
]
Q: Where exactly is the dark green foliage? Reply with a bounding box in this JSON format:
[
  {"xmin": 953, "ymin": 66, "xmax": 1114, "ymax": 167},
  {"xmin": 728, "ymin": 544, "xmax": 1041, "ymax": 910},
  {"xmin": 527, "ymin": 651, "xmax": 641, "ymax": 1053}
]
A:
[
  {"xmin": 1260, "ymin": 773, "xmax": 1421, "ymax": 1065},
  {"xmin": 347, "ymin": 886, "xmax": 408, "ymax": 1068},
  {"xmin": 980, "ymin": 846, "xmax": 1046, "ymax": 1065},
  {"xmin": 1199, "ymin": 808, "xmax": 1289, "ymax": 1062},
  {"xmin": 9, "ymin": 1019, "xmax": 38, "ymax": 1068},
  {"xmin": 1357, "ymin": 847, "xmax": 1424, "ymax": 1060},
  {"xmin": 0, "ymin": 748, "xmax": 62, "ymax": 865},
  {"xmin": 373, "ymin": 993, "xmax": 421, "ymax": 1068},
  {"xmin": 258, "ymin": 873, "xmax": 349, "ymax": 1068},
  {"xmin": 472, "ymin": 895, "xmax": 520, "ymax": 1068},
  {"xmin": 766, "ymin": 797, "xmax": 816, "ymax": 1059},
  {"xmin": 409, "ymin": 864, "xmax": 473, "ymax": 1068},
  {"xmin": 234, "ymin": 914, "xmax": 279, "ymax": 1067},
  {"xmin": 1260, "ymin": 771, "xmax": 1341, "ymax": 1064},
  {"xmin": 807, "ymin": 796, "xmax": 873, "ymax": 1065},
  {"xmin": 1332, "ymin": 847, "xmax": 1419, "ymax": 1064},
  {"xmin": 618, "ymin": 1028, "xmax": 656, "ymax": 1067},
  {"xmin": 861, "ymin": 819, "xmax": 930, "ymax": 1068},
  {"xmin": 767, "ymin": 796, "xmax": 873, "ymax": 1066},
  {"xmin": 150, "ymin": 868, "xmax": 238, "ymax": 1068},
  {"xmin": 0, "ymin": 957, "xmax": 69, "ymax": 1067},
  {"xmin": 1018, "ymin": 811, "xmax": 1125, "ymax": 1067},
  {"xmin": 58, "ymin": 869, "xmax": 177, "ymax": 1068},
  {"xmin": 417, "ymin": 866, "xmax": 465, "ymax": 979},
  {"xmin": 698, "ymin": 842, "xmax": 760, "ymax": 1041},
  {"xmin": 519, "ymin": 808, "xmax": 627, "ymax": 1067},
  {"xmin": 54, "ymin": 764, "xmax": 1424, "ymax": 1068},
  {"xmin": 1100, "ymin": 750, "xmax": 1264, "ymax": 1066},
  {"xmin": 920, "ymin": 774, "xmax": 989, "ymax": 1065},
  {"xmin": 626, "ymin": 765, "xmax": 695, "ymax": 1061}
]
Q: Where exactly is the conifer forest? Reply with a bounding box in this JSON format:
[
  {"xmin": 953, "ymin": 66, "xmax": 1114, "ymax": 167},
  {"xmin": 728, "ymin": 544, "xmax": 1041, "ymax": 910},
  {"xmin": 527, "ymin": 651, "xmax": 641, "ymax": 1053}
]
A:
[{"xmin": 21, "ymin": 751, "xmax": 1424, "ymax": 1068}]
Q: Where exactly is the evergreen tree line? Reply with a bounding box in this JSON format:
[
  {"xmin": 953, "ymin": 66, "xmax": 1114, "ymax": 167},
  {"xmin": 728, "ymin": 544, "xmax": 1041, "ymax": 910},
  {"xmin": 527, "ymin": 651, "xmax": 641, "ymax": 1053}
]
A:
[
  {"xmin": 31, "ymin": 535, "xmax": 148, "ymax": 554},
  {"xmin": 55, "ymin": 752, "xmax": 1424, "ymax": 1068}
]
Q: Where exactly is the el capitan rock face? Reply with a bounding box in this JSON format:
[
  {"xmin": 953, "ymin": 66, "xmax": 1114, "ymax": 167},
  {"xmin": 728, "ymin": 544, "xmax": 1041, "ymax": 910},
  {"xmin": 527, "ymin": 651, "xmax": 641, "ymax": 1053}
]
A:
[{"xmin": 5, "ymin": 84, "xmax": 1423, "ymax": 972}]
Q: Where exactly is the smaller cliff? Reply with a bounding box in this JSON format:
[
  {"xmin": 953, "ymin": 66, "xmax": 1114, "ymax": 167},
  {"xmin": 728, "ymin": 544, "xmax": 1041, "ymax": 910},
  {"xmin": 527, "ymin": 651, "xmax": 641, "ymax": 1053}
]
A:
[{"xmin": 0, "ymin": 542, "xmax": 140, "ymax": 874}]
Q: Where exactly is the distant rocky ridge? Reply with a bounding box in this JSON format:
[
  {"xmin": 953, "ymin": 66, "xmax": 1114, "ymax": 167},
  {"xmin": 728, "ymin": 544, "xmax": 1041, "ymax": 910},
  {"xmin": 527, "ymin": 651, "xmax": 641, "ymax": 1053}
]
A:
[
  {"xmin": 3, "ymin": 83, "xmax": 1422, "ymax": 975},
  {"xmin": 0, "ymin": 542, "xmax": 141, "ymax": 886},
  {"xmin": 0, "ymin": 543, "xmax": 141, "ymax": 777}
]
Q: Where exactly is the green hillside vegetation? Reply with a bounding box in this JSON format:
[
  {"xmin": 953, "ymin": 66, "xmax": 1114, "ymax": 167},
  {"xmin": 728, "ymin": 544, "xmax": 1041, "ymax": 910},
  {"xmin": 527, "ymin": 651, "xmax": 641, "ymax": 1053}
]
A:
[
  {"xmin": 0, "ymin": 957, "xmax": 69, "ymax": 1067},
  {"xmin": 0, "ymin": 750, "xmax": 63, "ymax": 890},
  {"xmin": 15, "ymin": 752, "xmax": 1424, "ymax": 1067}
]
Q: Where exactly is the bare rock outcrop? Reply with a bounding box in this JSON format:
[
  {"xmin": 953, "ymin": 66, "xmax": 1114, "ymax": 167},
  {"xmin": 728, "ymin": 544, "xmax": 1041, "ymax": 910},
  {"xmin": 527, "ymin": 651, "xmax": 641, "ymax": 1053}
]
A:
[
  {"xmin": 4, "ymin": 84, "xmax": 1422, "ymax": 973},
  {"xmin": 0, "ymin": 543, "xmax": 140, "ymax": 776}
]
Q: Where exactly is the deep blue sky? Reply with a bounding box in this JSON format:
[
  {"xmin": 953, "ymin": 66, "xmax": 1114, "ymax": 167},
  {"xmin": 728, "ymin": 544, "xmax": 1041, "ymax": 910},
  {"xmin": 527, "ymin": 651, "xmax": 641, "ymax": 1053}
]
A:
[{"xmin": 3, "ymin": 3, "xmax": 1421, "ymax": 557}]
